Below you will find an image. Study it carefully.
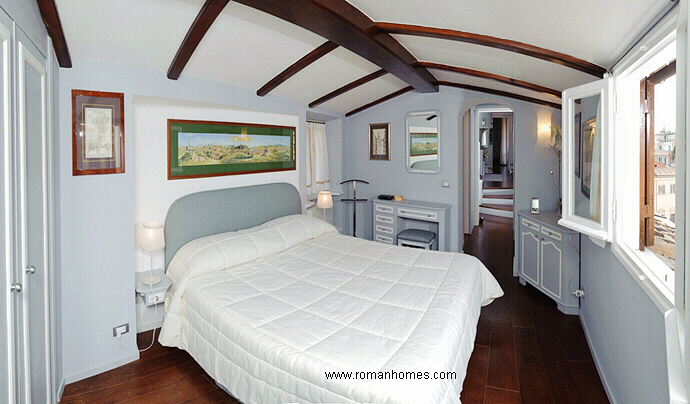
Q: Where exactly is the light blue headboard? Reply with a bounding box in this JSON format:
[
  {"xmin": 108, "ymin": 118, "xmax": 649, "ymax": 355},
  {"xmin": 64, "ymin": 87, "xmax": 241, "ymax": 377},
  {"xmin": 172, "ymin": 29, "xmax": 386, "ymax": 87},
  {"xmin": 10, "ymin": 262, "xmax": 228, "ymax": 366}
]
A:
[{"xmin": 164, "ymin": 182, "xmax": 301, "ymax": 269}]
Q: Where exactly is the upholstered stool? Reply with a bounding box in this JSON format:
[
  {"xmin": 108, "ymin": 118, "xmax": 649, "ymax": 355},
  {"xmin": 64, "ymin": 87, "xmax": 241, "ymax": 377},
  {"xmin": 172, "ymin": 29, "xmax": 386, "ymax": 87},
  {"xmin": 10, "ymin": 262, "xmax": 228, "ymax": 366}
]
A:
[{"xmin": 397, "ymin": 229, "xmax": 436, "ymax": 250}]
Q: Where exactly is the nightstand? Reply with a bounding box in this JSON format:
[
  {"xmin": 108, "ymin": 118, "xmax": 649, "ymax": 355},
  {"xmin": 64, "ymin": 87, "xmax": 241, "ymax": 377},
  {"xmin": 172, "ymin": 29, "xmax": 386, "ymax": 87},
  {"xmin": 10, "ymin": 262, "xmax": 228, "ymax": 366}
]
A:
[{"xmin": 135, "ymin": 269, "xmax": 172, "ymax": 306}]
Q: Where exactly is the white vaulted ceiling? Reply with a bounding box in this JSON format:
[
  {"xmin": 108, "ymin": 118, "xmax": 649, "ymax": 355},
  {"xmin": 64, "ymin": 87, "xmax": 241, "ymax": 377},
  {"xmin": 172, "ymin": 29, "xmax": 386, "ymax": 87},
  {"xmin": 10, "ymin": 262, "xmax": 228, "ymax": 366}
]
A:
[{"xmin": 55, "ymin": 0, "xmax": 672, "ymax": 114}]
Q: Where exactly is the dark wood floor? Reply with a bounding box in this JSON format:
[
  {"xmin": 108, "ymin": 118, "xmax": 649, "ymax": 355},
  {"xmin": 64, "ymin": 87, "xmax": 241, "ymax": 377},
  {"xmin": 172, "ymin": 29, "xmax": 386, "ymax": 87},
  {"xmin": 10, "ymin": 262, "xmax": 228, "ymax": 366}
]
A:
[
  {"xmin": 61, "ymin": 215, "xmax": 608, "ymax": 404},
  {"xmin": 460, "ymin": 214, "xmax": 609, "ymax": 404}
]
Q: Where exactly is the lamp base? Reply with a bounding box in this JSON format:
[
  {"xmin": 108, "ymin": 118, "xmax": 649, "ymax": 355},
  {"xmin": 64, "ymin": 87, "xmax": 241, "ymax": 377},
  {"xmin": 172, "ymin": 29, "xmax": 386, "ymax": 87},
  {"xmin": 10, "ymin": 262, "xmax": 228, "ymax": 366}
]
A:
[{"xmin": 142, "ymin": 275, "xmax": 161, "ymax": 286}]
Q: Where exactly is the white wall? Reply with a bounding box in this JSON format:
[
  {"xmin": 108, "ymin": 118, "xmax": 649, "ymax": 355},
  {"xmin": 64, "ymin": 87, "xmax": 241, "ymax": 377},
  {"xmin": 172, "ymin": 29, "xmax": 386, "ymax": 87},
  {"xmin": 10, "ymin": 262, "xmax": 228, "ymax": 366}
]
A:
[
  {"xmin": 580, "ymin": 239, "xmax": 669, "ymax": 403},
  {"xmin": 59, "ymin": 61, "xmax": 342, "ymax": 384}
]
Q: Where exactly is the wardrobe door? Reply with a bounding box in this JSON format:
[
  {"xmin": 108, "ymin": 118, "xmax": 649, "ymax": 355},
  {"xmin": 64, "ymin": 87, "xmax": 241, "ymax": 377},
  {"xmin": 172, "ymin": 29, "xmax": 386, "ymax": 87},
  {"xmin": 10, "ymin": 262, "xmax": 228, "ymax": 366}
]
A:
[
  {"xmin": 0, "ymin": 9, "xmax": 13, "ymax": 404},
  {"xmin": 16, "ymin": 29, "xmax": 50, "ymax": 404}
]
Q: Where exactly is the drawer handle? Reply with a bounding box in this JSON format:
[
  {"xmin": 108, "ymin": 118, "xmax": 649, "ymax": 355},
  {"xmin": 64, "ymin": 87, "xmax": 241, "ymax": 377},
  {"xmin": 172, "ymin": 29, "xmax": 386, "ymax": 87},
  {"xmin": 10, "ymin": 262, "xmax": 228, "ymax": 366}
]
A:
[
  {"xmin": 540, "ymin": 237, "xmax": 544, "ymax": 241},
  {"xmin": 547, "ymin": 231, "xmax": 553, "ymax": 236},
  {"xmin": 400, "ymin": 210, "xmax": 405, "ymax": 214}
]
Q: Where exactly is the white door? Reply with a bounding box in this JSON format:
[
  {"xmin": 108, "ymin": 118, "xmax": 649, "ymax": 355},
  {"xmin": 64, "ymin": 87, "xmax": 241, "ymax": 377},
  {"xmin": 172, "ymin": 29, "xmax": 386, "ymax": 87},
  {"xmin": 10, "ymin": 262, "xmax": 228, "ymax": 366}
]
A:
[
  {"xmin": 540, "ymin": 240, "xmax": 562, "ymax": 299},
  {"xmin": 16, "ymin": 29, "xmax": 50, "ymax": 404},
  {"xmin": 520, "ymin": 230, "xmax": 540, "ymax": 284},
  {"xmin": 0, "ymin": 8, "xmax": 13, "ymax": 404}
]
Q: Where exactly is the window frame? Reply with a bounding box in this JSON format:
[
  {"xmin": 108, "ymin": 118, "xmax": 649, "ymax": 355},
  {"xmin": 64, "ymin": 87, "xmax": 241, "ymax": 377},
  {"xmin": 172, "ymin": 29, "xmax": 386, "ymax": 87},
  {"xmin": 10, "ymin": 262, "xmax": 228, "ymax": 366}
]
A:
[{"xmin": 560, "ymin": 78, "xmax": 614, "ymax": 241}]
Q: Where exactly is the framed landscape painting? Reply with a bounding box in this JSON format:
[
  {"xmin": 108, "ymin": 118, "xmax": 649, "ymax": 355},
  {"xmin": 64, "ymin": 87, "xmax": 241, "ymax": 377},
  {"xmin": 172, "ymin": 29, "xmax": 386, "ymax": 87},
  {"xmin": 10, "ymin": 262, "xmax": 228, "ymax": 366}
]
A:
[{"xmin": 168, "ymin": 119, "xmax": 296, "ymax": 180}]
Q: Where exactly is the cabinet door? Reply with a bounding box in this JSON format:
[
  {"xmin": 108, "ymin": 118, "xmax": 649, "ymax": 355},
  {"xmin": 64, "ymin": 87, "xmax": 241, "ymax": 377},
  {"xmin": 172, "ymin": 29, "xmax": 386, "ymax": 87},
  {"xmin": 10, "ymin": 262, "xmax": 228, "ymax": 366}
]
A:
[
  {"xmin": 520, "ymin": 230, "xmax": 540, "ymax": 284},
  {"xmin": 0, "ymin": 9, "xmax": 12, "ymax": 404},
  {"xmin": 540, "ymin": 240, "xmax": 563, "ymax": 299},
  {"xmin": 16, "ymin": 30, "xmax": 50, "ymax": 404}
]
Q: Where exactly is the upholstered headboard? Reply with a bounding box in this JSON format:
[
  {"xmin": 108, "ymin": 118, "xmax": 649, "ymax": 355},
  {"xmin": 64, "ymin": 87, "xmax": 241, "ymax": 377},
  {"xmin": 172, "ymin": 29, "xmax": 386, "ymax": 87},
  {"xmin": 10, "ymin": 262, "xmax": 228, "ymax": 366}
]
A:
[{"xmin": 164, "ymin": 182, "xmax": 301, "ymax": 268}]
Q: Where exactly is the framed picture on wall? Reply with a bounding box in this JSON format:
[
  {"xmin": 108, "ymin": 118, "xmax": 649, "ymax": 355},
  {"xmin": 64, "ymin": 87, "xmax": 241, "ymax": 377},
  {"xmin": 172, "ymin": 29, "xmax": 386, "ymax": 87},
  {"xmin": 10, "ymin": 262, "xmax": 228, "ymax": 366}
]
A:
[
  {"xmin": 369, "ymin": 123, "xmax": 390, "ymax": 160},
  {"xmin": 581, "ymin": 116, "xmax": 596, "ymax": 198},
  {"xmin": 167, "ymin": 119, "xmax": 296, "ymax": 180},
  {"xmin": 574, "ymin": 112, "xmax": 581, "ymax": 178},
  {"xmin": 72, "ymin": 90, "xmax": 125, "ymax": 175}
]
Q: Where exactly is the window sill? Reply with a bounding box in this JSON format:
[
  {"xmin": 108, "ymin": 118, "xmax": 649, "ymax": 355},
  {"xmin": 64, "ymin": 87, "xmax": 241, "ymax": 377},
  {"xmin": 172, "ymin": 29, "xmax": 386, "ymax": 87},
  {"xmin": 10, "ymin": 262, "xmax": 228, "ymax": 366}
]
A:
[{"xmin": 610, "ymin": 242, "xmax": 674, "ymax": 313}]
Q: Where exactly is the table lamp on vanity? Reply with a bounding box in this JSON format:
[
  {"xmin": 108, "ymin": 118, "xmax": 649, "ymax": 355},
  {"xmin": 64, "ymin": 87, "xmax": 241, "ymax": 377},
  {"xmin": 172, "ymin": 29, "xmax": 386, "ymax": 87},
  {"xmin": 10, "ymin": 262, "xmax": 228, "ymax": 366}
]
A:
[{"xmin": 140, "ymin": 221, "xmax": 165, "ymax": 285}]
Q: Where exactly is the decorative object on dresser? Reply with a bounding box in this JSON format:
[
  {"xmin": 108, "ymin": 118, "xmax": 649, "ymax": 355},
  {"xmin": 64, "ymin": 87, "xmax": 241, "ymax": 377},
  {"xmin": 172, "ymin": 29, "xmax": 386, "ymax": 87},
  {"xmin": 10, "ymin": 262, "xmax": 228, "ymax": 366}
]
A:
[
  {"xmin": 316, "ymin": 190, "xmax": 333, "ymax": 221},
  {"xmin": 140, "ymin": 221, "xmax": 165, "ymax": 286},
  {"xmin": 167, "ymin": 119, "xmax": 296, "ymax": 180},
  {"xmin": 71, "ymin": 89, "xmax": 125, "ymax": 175},
  {"xmin": 373, "ymin": 198, "xmax": 451, "ymax": 251},
  {"xmin": 517, "ymin": 210, "xmax": 581, "ymax": 314},
  {"xmin": 340, "ymin": 179, "xmax": 369, "ymax": 237},
  {"xmin": 531, "ymin": 197, "xmax": 540, "ymax": 214},
  {"xmin": 368, "ymin": 123, "xmax": 390, "ymax": 160}
]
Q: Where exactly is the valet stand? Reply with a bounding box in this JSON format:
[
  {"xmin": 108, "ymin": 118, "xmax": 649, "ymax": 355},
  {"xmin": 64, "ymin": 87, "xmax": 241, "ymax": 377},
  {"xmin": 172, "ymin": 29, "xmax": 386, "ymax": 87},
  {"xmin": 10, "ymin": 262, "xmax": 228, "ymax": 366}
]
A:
[{"xmin": 339, "ymin": 179, "xmax": 369, "ymax": 237}]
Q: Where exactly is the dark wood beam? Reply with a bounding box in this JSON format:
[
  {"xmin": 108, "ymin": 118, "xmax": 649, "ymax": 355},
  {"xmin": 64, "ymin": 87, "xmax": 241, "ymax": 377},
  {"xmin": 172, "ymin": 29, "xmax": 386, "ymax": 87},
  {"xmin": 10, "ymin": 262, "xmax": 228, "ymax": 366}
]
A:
[
  {"xmin": 377, "ymin": 22, "xmax": 607, "ymax": 78},
  {"xmin": 167, "ymin": 0, "xmax": 231, "ymax": 80},
  {"xmin": 419, "ymin": 62, "xmax": 561, "ymax": 98},
  {"xmin": 345, "ymin": 86, "xmax": 413, "ymax": 117},
  {"xmin": 233, "ymin": 0, "xmax": 438, "ymax": 93},
  {"xmin": 309, "ymin": 69, "xmax": 387, "ymax": 108},
  {"xmin": 36, "ymin": 0, "xmax": 72, "ymax": 67},
  {"xmin": 438, "ymin": 81, "xmax": 561, "ymax": 110},
  {"xmin": 258, "ymin": 41, "xmax": 338, "ymax": 96}
]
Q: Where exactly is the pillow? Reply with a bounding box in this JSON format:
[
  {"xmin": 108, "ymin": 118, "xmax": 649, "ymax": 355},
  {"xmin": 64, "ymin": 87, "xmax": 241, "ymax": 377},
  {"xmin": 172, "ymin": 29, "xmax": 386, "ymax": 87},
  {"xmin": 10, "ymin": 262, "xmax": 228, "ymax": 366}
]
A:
[{"xmin": 159, "ymin": 214, "xmax": 336, "ymax": 346}]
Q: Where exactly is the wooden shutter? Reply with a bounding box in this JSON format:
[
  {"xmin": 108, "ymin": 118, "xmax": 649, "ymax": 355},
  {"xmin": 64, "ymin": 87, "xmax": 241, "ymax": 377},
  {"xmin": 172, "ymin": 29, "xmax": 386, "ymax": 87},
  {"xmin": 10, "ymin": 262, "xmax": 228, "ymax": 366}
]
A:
[{"xmin": 639, "ymin": 77, "xmax": 655, "ymax": 249}]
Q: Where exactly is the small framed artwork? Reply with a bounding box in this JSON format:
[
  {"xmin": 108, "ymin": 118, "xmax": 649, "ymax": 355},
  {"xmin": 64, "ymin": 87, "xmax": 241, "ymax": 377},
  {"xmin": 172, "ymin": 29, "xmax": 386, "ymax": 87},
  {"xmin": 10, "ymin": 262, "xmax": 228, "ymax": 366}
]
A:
[
  {"xmin": 574, "ymin": 112, "xmax": 581, "ymax": 178},
  {"xmin": 369, "ymin": 123, "xmax": 390, "ymax": 161},
  {"xmin": 72, "ymin": 90, "xmax": 125, "ymax": 175},
  {"xmin": 168, "ymin": 119, "xmax": 295, "ymax": 180},
  {"xmin": 581, "ymin": 116, "xmax": 596, "ymax": 198}
]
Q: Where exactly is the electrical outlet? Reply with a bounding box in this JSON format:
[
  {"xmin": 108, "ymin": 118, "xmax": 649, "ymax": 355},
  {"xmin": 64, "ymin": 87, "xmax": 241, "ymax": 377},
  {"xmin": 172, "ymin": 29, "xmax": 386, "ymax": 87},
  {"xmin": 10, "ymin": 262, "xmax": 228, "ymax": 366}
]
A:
[{"xmin": 113, "ymin": 323, "xmax": 129, "ymax": 337}]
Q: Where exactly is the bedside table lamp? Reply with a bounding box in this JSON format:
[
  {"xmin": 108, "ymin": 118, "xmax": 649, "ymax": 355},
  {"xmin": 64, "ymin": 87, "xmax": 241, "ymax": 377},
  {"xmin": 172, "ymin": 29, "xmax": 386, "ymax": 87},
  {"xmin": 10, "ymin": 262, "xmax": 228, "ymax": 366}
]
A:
[
  {"xmin": 316, "ymin": 191, "xmax": 333, "ymax": 221},
  {"xmin": 140, "ymin": 221, "xmax": 165, "ymax": 285}
]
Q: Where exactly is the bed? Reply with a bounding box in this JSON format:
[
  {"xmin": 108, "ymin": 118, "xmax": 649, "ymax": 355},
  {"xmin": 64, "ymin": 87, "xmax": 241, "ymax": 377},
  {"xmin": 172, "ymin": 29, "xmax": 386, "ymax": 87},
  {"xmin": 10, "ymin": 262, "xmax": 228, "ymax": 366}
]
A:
[{"xmin": 158, "ymin": 183, "xmax": 503, "ymax": 404}]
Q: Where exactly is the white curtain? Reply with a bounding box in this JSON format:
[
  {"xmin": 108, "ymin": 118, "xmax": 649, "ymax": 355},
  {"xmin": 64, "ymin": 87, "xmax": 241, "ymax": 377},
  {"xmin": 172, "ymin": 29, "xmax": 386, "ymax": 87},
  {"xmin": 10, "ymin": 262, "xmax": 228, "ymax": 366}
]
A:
[
  {"xmin": 500, "ymin": 117, "xmax": 509, "ymax": 165},
  {"xmin": 306, "ymin": 121, "xmax": 329, "ymax": 198}
]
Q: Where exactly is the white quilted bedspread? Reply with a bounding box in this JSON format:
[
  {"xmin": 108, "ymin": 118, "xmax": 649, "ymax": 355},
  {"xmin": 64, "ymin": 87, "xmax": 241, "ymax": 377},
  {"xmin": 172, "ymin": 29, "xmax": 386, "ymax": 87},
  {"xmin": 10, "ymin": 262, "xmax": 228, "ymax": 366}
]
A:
[{"xmin": 159, "ymin": 214, "xmax": 503, "ymax": 404}]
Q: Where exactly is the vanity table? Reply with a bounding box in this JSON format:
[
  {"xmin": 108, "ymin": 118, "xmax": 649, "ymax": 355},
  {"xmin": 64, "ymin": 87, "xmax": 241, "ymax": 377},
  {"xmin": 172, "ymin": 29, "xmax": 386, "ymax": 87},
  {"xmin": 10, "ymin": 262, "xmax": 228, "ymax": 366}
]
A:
[{"xmin": 372, "ymin": 199, "xmax": 451, "ymax": 251}]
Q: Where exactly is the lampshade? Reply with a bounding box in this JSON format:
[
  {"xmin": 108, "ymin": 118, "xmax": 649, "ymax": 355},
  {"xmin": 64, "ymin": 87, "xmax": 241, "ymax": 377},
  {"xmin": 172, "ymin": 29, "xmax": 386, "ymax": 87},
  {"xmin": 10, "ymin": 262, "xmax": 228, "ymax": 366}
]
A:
[
  {"xmin": 316, "ymin": 191, "xmax": 333, "ymax": 209},
  {"xmin": 140, "ymin": 221, "xmax": 165, "ymax": 251}
]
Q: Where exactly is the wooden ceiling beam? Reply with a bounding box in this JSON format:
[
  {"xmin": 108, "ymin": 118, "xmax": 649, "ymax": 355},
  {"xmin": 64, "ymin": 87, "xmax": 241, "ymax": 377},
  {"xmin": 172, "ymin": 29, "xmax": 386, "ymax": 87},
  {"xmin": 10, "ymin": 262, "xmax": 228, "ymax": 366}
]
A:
[
  {"xmin": 438, "ymin": 81, "xmax": 561, "ymax": 110},
  {"xmin": 257, "ymin": 41, "xmax": 338, "ymax": 97},
  {"xmin": 419, "ymin": 61, "xmax": 561, "ymax": 97},
  {"xmin": 36, "ymin": 0, "xmax": 72, "ymax": 67},
  {"xmin": 377, "ymin": 22, "xmax": 607, "ymax": 78},
  {"xmin": 345, "ymin": 86, "xmax": 413, "ymax": 117},
  {"xmin": 233, "ymin": 0, "xmax": 438, "ymax": 93},
  {"xmin": 309, "ymin": 69, "xmax": 387, "ymax": 108},
  {"xmin": 167, "ymin": 0, "xmax": 231, "ymax": 80}
]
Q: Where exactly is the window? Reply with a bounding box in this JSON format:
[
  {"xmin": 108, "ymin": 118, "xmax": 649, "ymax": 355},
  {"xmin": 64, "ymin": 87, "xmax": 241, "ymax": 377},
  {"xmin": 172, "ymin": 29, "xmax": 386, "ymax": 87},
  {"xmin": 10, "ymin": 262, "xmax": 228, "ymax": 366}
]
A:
[
  {"xmin": 611, "ymin": 30, "xmax": 677, "ymax": 303},
  {"xmin": 640, "ymin": 60, "xmax": 676, "ymax": 271}
]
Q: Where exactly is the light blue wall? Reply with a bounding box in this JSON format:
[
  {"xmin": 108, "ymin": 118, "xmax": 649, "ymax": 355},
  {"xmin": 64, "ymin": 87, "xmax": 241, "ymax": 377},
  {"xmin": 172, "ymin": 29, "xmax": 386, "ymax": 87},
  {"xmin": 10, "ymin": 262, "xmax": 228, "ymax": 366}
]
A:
[
  {"xmin": 580, "ymin": 239, "xmax": 669, "ymax": 404},
  {"xmin": 342, "ymin": 86, "xmax": 560, "ymax": 252},
  {"xmin": 58, "ymin": 61, "xmax": 343, "ymax": 383}
]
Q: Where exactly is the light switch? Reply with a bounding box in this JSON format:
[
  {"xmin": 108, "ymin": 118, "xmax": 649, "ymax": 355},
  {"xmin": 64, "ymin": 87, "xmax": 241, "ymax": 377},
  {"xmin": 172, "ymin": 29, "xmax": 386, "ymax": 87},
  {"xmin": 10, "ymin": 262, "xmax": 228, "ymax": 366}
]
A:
[{"xmin": 442, "ymin": 181, "xmax": 450, "ymax": 188}]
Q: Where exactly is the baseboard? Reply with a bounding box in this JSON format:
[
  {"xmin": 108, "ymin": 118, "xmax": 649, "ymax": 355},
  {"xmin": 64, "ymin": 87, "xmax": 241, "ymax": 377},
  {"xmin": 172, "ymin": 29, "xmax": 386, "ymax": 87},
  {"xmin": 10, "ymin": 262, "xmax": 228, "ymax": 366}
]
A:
[
  {"xmin": 64, "ymin": 353, "xmax": 139, "ymax": 385},
  {"xmin": 57, "ymin": 378, "xmax": 65, "ymax": 403},
  {"xmin": 579, "ymin": 313, "xmax": 618, "ymax": 404}
]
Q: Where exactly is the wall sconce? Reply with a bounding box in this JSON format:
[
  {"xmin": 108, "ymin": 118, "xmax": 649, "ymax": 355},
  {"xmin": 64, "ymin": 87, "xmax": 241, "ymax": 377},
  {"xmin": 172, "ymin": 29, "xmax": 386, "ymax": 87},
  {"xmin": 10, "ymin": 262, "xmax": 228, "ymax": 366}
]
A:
[{"xmin": 538, "ymin": 120, "xmax": 552, "ymax": 141}]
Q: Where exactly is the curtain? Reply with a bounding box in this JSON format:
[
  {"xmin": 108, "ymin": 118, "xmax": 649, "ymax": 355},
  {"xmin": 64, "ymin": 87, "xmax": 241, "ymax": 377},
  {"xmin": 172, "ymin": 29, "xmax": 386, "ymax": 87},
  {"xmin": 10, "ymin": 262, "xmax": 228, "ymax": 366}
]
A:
[
  {"xmin": 306, "ymin": 121, "xmax": 329, "ymax": 198},
  {"xmin": 500, "ymin": 117, "xmax": 509, "ymax": 165}
]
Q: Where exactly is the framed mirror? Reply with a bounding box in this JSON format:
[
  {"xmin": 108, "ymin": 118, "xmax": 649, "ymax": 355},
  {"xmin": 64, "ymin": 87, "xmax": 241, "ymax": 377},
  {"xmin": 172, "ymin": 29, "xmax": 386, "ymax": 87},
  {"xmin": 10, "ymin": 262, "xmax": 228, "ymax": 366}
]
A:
[
  {"xmin": 406, "ymin": 110, "xmax": 441, "ymax": 174},
  {"xmin": 560, "ymin": 78, "xmax": 613, "ymax": 241}
]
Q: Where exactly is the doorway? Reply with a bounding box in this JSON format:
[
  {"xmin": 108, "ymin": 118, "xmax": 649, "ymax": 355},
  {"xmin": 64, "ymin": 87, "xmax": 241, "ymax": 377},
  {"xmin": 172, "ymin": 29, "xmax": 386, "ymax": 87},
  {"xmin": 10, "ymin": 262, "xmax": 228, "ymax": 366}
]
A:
[{"xmin": 462, "ymin": 104, "xmax": 515, "ymax": 238}]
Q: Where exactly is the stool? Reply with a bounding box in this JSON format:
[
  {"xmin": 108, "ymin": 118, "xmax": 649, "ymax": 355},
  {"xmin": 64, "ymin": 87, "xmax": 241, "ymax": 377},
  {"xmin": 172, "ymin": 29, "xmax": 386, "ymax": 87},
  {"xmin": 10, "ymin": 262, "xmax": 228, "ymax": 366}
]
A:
[{"xmin": 397, "ymin": 229, "xmax": 436, "ymax": 250}]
